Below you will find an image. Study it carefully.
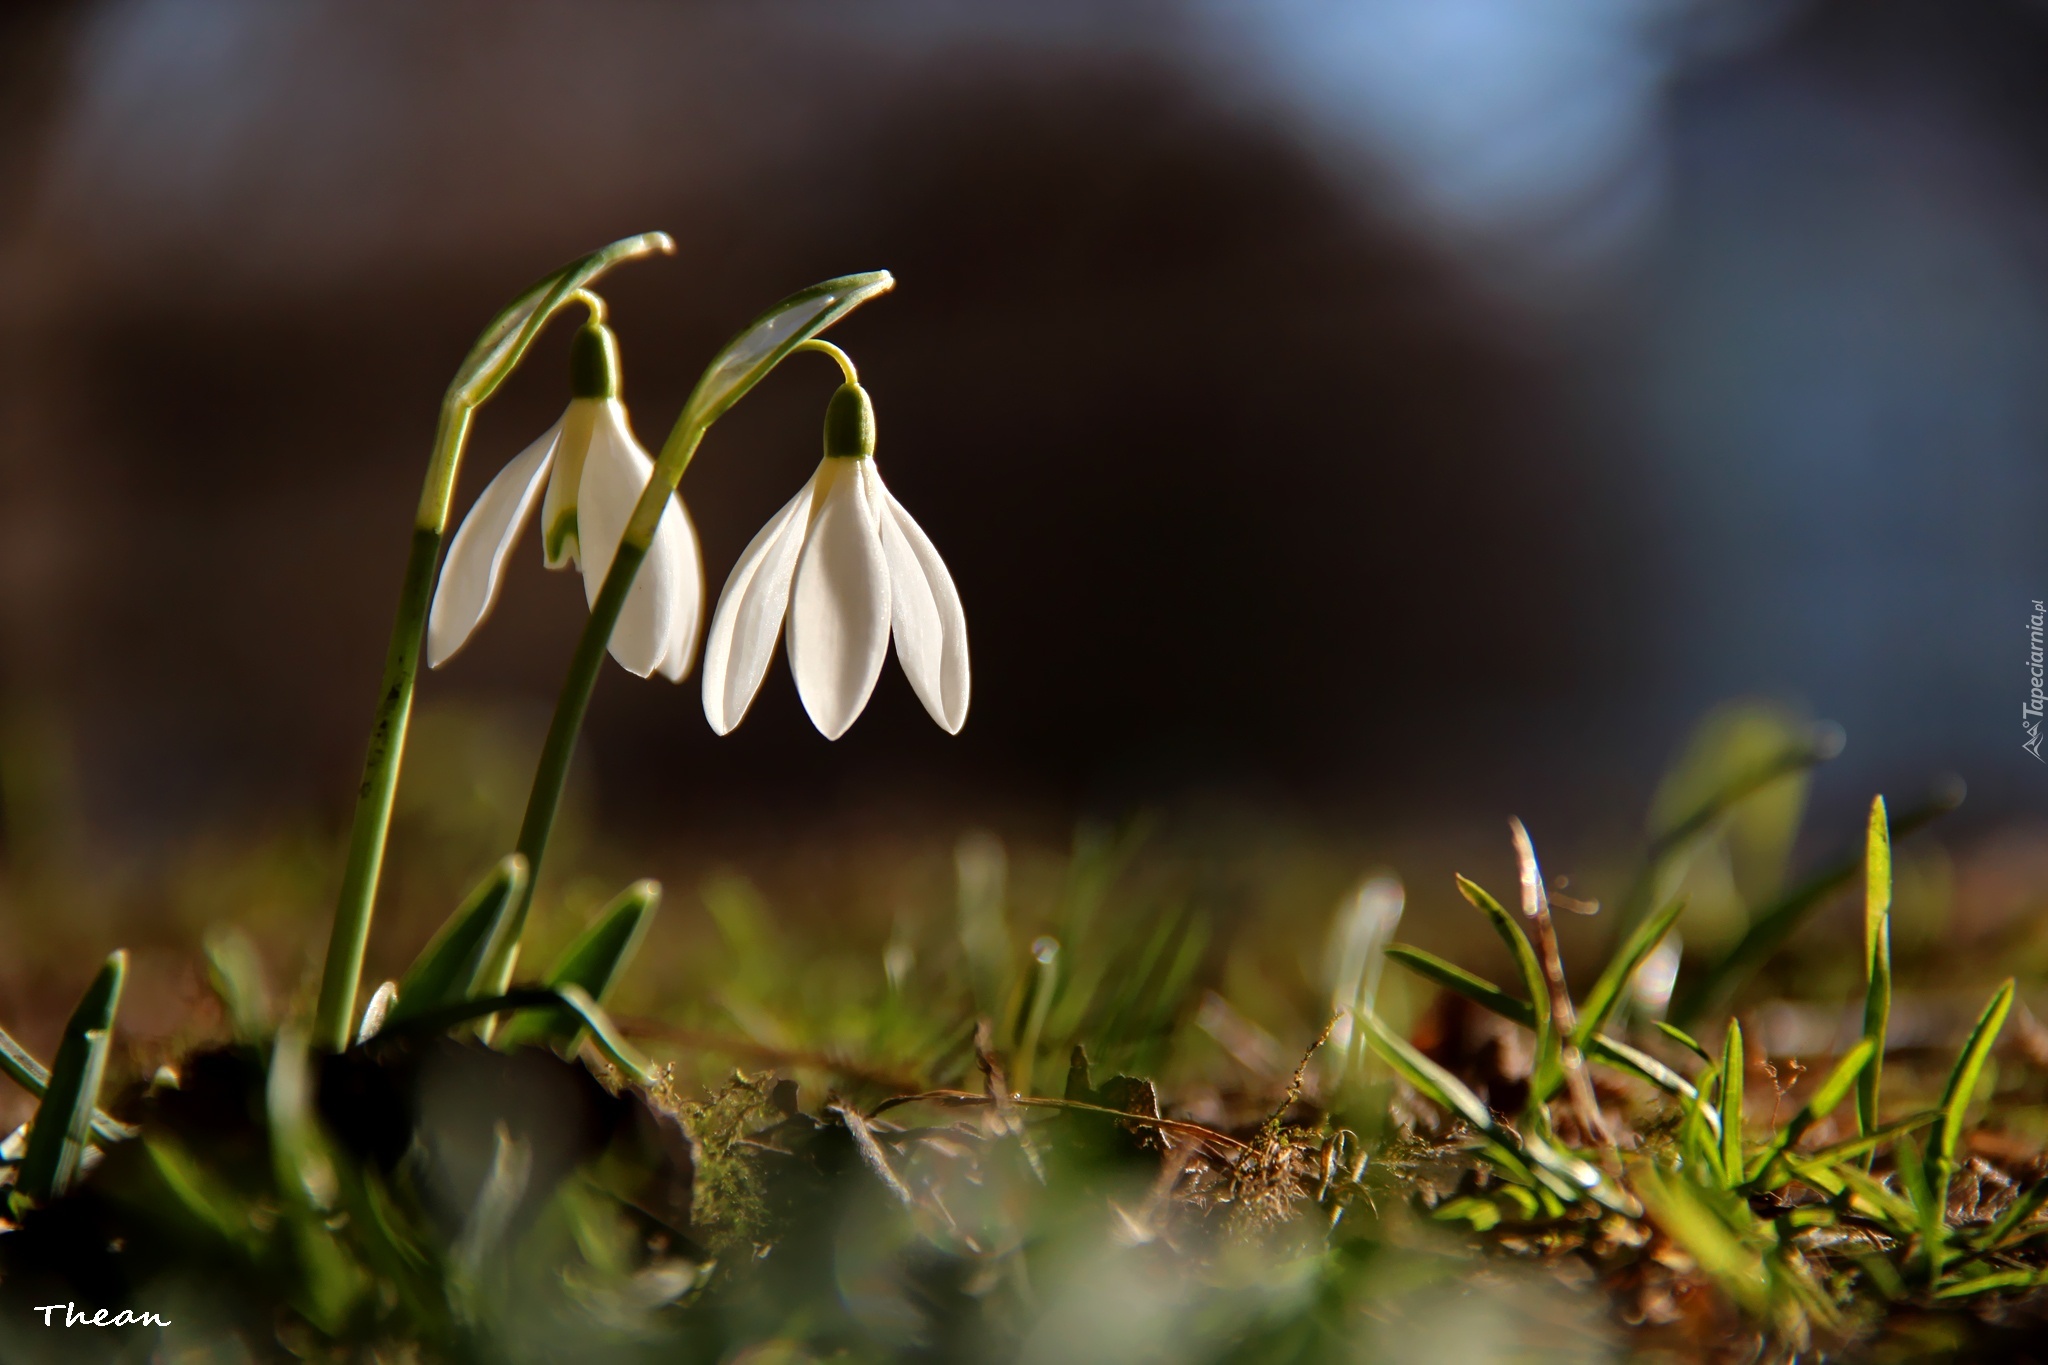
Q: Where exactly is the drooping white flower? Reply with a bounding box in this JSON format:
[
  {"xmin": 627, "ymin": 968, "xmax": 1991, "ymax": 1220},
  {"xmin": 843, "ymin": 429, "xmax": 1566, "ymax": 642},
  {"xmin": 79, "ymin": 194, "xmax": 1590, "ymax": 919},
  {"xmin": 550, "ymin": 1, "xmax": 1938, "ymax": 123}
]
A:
[
  {"xmin": 427, "ymin": 320, "xmax": 704, "ymax": 679},
  {"xmin": 701, "ymin": 380, "xmax": 968, "ymax": 739}
]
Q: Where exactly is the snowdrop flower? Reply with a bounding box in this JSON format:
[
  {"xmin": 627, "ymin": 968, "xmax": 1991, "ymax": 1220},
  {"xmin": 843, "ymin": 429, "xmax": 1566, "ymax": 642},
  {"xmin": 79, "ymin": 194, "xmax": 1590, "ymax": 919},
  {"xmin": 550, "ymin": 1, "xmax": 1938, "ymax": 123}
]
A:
[
  {"xmin": 427, "ymin": 318, "xmax": 703, "ymax": 678},
  {"xmin": 702, "ymin": 377, "xmax": 967, "ymax": 739}
]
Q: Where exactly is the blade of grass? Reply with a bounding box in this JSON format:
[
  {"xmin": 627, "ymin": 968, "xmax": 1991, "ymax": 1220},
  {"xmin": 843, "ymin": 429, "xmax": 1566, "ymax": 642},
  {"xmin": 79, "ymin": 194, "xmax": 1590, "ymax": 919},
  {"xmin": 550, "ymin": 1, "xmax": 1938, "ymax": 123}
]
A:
[
  {"xmin": 18, "ymin": 951, "xmax": 126, "ymax": 1203},
  {"xmin": 389, "ymin": 856, "xmax": 528, "ymax": 1025},
  {"xmin": 0, "ymin": 1022, "xmax": 132, "ymax": 1143},
  {"xmin": 1859, "ymin": 797, "xmax": 1892, "ymax": 1146},
  {"xmin": 1925, "ymin": 979, "xmax": 2015, "ymax": 1279},
  {"xmin": 1634, "ymin": 1163, "xmax": 1769, "ymax": 1317},
  {"xmin": 1672, "ymin": 784, "xmax": 1961, "ymax": 1026},
  {"xmin": 1456, "ymin": 875, "xmax": 1553, "ymax": 1090},
  {"xmin": 1655, "ymin": 1019, "xmax": 1713, "ymax": 1063},
  {"xmin": 1720, "ymin": 1019, "xmax": 1745, "ymax": 1191},
  {"xmin": 1575, "ymin": 897, "xmax": 1687, "ymax": 1048},
  {"xmin": 497, "ymin": 879, "xmax": 660, "ymax": 1052},
  {"xmin": 1356, "ymin": 1007, "xmax": 1635, "ymax": 1213},
  {"xmin": 1744, "ymin": 1038, "xmax": 1877, "ymax": 1192},
  {"xmin": 1384, "ymin": 945, "xmax": 1708, "ymax": 1118}
]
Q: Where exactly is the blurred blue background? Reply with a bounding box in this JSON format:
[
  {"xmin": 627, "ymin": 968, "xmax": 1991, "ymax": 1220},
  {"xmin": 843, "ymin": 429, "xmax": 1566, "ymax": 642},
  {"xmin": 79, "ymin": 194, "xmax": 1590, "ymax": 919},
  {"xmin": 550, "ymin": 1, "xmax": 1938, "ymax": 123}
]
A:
[{"xmin": 0, "ymin": 0, "xmax": 2041, "ymax": 942}]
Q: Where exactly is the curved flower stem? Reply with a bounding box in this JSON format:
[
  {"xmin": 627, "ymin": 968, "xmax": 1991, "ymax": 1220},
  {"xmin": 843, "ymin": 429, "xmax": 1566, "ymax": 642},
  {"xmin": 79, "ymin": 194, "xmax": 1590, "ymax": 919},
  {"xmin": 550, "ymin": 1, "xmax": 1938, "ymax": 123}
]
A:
[
  {"xmin": 486, "ymin": 273, "xmax": 896, "ymax": 992},
  {"xmin": 311, "ymin": 232, "xmax": 674, "ymax": 1052}
]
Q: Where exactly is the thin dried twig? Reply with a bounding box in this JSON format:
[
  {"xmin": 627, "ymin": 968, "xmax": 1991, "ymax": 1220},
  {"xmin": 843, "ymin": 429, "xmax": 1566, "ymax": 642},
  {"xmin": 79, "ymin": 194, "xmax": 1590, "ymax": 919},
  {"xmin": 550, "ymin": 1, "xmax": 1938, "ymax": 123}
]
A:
[
  {"xmin": 1511, "ymin": 817, "xmax": 1613, "ymax": 1149},
  {"xmin": 828, "ymin": 1100, "xmax": 917, "ymax": 1208}
]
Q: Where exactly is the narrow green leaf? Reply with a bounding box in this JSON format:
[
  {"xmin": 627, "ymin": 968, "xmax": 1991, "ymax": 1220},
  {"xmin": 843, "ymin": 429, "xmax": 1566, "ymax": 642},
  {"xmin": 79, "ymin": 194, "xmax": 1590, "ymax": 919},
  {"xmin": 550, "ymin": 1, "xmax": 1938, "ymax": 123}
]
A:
[
  {"xmin": 1859, "ymin": 796, "xmax": 1892, "ymax": 1142},
  {"xmin": 1745, "ymin": 1037, "xmax": 1877, "ymax": 1191},
  {"xmin": 1654, "ymin": 1019, "xmax": 1713, "ymax": 1063},
  {"xmin": 142, "ymin": 1135, "xmax": 262, "ymax": 1255},
  {"xmin": 1933, "ymin": 979, "xmax": 2014, "ymax": 1174},
  {"xmin": 497, "ymin": 880, "xmax": 660, "ymax": 1052},
  {"xmin": 1575, "ymin": 896, "xmax": 1686, "ymax": 1048},
  {"xmin": 1826, "ymin": 1161, "xmax": 1919, "ymax": 1231},
  {"xmin": 1926, "ymin": 978, "xmax": 2015, "ymax": 1280},
  {"xmin": 1634, "ymin": 1164, "xmax": 1769, "ymax": 1317},
  {"xmin": 268, "ymin": 1024, "xmax": 364, "ymax": 1331},
  {"xmin": 1935, "ymin": 1268, "xmax": 2048, "ymax": 1299},
  {"xmin": 677, "ymin": 271, "xmax": 897, "ymax": 433},
  {"xmin": 18, "ymin": 951, "xmax": 126, "ymax": 1203},
  {"xmin": 390, "ymin": 855, "xmax": 528, "ymax": 1025},
  {"xmin": 1455, "ymin": 875, "xmax": 1552, "ymax": 1072},
  {"xmin": 1800, "ymin": 1110, "xmax": 1939, "ymax": 1166},
  {"xmin": 1353, "ymin": 1007, "xmax": 1534, "ymax": 1186},
  {"xmin": 1385, "ymin": 944, "xmax": 1705, "ymax": 1115},
  {"xmin": 0, "ymin": 1022, "xmax": 131, "ymax": 1143},
  {"xmin": 203, "ymin": 925, "xmax": 273, "ymax": 1043},
  {"xmin": 1385, "ymin": 944, "xmax": 1534, "ymax": 1027},
  {"xmin": 1720, "ymin": 1019, "xmax": 1745, "ymax": 1191}
]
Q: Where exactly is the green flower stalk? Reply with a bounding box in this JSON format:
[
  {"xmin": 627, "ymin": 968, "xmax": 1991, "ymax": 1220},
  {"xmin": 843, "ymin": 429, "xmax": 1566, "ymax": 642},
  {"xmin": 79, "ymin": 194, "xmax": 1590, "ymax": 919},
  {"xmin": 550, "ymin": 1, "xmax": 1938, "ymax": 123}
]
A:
[{"xmin": 312, "ymin": 233, "xmax": 673, "ymax": 1052}]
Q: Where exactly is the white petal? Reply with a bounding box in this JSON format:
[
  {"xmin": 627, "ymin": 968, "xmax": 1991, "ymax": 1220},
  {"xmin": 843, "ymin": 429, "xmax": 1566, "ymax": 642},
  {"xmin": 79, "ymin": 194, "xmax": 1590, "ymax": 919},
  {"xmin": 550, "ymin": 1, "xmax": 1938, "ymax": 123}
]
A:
[
  {"xmin": 787, "ymin": 459, "xmax": 891, "ymax": 740},
  {"xmin": 700, "ymin": 475, "xmax": 815, "ymax": 733},
  {"xmin": 869, "ymin": 464, "xmax": 970, "ymax": 733},
  {"xmin": 574, "ymin": 401, "xmax": 677, "ymax": 678},
  {"xmin": 653, "ymin": 498, "xmax": 706, "ymax": 682},
  {"xmin": 425, "ymin": 421, "xmax": 559, "ymax": 668}
]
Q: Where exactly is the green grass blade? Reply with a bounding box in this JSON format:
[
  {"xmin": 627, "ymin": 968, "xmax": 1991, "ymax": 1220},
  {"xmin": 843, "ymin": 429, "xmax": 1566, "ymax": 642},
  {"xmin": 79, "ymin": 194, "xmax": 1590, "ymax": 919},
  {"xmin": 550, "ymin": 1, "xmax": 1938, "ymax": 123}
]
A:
[
  {"xmin": 390, "ymin": 855, "xmax": 528, "ymax": 1025},
  {"xmin": 18, "ymin": 951, "xmax": 126, "ymax": 1203},
  {"xmin": 1926, "ymin": 978, "xmax": 2015, "ymax": 1271},
  {"xmin": 1384, "ymin": 944, "xmax": 1534, "ymax": 1027},
  {"xmin": 1353, "ymin": 1007, "xmax": 1534, "ymax": 1186},
  {"xmin": 1859, "ymin": 797, "xmax": 1892, "ymax": 1142},
  {"xmin": 1634, "ymin": 1165, "xmax": 1769, "ymax": 1317},
  {"xmin": 1671, "ymin": 784, "xmax": 1961, "ymax": 1026},
  {"xmin": 1455, "ymin": 876, "xmax": 1552, "ymax": 1071},
  {"xmin": 203, "ymin": 925, "xmax": 273, "ymax": 1043},
  {"xmin": 1824, "ymin": 1160, "xmax": 1919, "ymax": 1232},
  {"xmin": 1933, "ymin": 979, "xmax": 2014, "ymax": 1174},
  {"xmin": 1745, "ymin": 1037, "xmax": 1877, "ymax": 1191},
  {"xmin": 1575, "ymin": 897, "xmax": 1686, "ymax": 1048},
  {"xmin": 0, "ymin": 1022, "xmax": 132, "ymax": 1143},
  {"xmin": 1720, "ymin": 1019, "xmax": 1745, "ymax": 1189},
  {"xmin": 1654, "ymin": 1020, "xmax": 1712, "ymax": 1063},
  {"xmin": 497, "ymin": 879, "xmax": 660, "ymax": 1052},
  {"xmin": 1935, "ymin": 1268, "xmax": 2048, "ymax": 1299},
  {"xmin": 1587, "ymin": 1034, "xmax": 1704, "ymax": 1111},
  {"xmin": 1386, "ymin": 944, "xmax": 1705, "ymax": 1114},
  {"xmin": 1800, "ymin": 1110, "xmax": 1939, "ymax": 1166}
]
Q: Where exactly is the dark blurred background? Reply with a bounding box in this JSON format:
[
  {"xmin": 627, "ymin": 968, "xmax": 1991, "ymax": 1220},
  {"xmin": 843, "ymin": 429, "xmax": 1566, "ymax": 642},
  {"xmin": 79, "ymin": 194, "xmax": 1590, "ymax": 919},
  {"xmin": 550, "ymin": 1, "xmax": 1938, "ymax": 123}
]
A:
[{"xmin": 0, "ymin": 0, "xmax": 2045, "ymax": 1052}]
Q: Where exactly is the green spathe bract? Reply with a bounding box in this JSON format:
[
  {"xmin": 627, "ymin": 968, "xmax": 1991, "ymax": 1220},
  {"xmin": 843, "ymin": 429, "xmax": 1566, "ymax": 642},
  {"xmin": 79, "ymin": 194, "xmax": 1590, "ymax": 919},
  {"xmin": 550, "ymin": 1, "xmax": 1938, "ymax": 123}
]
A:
[
  {"xmin": 388, "ymin": 855, "xmax": 530, "ymax": 1025},
  {"xmin": 496, "ymin": 879, "xmax": 661, "ymax": 1053}
]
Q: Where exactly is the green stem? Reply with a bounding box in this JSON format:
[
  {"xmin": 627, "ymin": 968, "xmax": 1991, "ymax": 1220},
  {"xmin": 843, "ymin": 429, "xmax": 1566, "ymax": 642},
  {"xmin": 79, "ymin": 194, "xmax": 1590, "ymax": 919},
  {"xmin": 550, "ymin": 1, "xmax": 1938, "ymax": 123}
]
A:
[
  {"xmin": 310, "ymin": 233, "xmax": 674, "ymax": 1051},
  {"xmin": 313, "ymin": 408, "xmax": 469, "ymax": 1051},
  {"xmin": 489, "ymin": 431, "xmax": 703, "ymax": 976}
]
